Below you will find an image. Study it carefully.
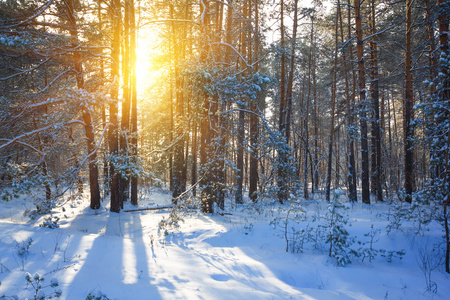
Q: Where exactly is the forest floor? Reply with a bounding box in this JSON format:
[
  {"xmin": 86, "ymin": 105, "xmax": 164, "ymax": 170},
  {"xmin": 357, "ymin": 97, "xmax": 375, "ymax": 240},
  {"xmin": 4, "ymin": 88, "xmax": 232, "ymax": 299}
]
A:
[{"xmin": 0, "ymin": 188, "xmax": 449, "ymax": 299}]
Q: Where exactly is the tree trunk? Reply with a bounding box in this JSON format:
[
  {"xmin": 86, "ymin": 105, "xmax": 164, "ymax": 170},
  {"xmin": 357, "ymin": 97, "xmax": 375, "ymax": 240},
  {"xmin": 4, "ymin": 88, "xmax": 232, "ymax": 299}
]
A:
[
  {"xmin": 277, "ymin": 0, "xmax": 288, "ymax": 204},
  {"xmin": 404, "ymin": 0, "xmax": 414, "ymax": 203},
  {"xmin": 120, "ymin": 0, "xmax": 131, "ymax": 205},
  {"xmin": 191, "ymin": 116, "xmax": 198, "ymax": 197},
  {"xmin": 355, "ymin": 0, "xmax": 370, "ymax": 204},
  {"xmin": 109, "ymin": 0, "xmax": 121, "ymax": 213},
  {"xmin": 130, "ymin": 0, "xmax": 138, "ymax": 206},
  {"xmin": 369, "ymin": 0, "xmax": 383, "ymax": 202},
  {"xmin": 248, "ymin": 0, "xmax": 259, "ymax": 203},
  {"xmin": 285, "ymin": 0, "xmax": 298, "ymax": 145},
  {"xmin": 171, "ymin": 3, "xmax": 186, "ymax": 204},
  {"xmin": 341, "ymin": 0, "xmax": 357, "ymax": 202},
  {"xmin": 313, "ymin": 68, "xmax": 318, "ymax": 193},
  {"xmin": 326, "ymin": 4, "xmax": 339, "ymax": 202},
  {"xmin": 68, "ymin": 0, "xmax": 100, "ymax": 209},
  {"xmin": 437, "ymin": 0, "xmax": 449, "ymax": 273},
  {"xmin": 98, "ymin": 0, "xmax": 109, "ymax": 198},
  {"xmin": 303, "ymin": 13, "xmax": 315, "ymax": 200},
  {"xmin": 199, "ymin": 0, "xmax": 215, "ymax": 213},
  {"xmin": 235, "ymin": 0, "xmax": 247, "ymax": 205}
]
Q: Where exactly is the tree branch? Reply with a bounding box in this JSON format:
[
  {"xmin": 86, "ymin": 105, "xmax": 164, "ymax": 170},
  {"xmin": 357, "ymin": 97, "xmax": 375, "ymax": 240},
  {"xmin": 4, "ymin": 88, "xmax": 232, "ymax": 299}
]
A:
[{"xmin": 0, "ymin": 0, "xmax": 55, "ymax": 29}]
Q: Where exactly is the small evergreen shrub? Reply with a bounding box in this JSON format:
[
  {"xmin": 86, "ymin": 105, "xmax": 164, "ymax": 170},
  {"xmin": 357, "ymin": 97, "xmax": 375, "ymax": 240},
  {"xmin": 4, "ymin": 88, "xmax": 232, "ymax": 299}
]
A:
[
  {"xmin": 15, "ymin": 238, "xmax": 33, "ymax": 270},
  {"xmin": 40, "ymin": 216, "xmax": 60, "ymax": 229},
  {"xmin": 86, "ymin": 290, "xmax": 110, "ymax": 300},
  {"xmin": 325, "ymin": 192, "xmax": 357, "ymax": 266}
]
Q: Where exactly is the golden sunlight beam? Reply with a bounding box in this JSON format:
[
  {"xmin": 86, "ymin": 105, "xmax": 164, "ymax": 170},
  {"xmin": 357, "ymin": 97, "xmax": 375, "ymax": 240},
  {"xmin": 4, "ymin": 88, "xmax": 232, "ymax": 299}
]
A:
[{"xmin": 135, "ymin": 25, "xmax": 162, "ymax": 97}]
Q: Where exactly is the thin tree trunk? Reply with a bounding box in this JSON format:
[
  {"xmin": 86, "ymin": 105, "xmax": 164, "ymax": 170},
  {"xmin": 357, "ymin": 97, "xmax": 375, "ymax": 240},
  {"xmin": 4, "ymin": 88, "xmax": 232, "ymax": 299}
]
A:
[
  {"xmin": 169, "ymin": 74, "xmax": 174, "ymax": 192},
  {"xmin": 277, "ymin": 0, "xmax": 288, "ymax": 203},
  {"xmin": 326, "ymin": 5, "xmax": 339, "ymax": 201},
  {"xmin": 349, "ymin": 1, "xmax": 358, "ymax": 198},
  {"xmin": 130, "ymin": 0, "xmax": 138, "ymax": 205},
  {"xmin": 98, "ymin": 0, "xmax": 109, "ymax": 197},
  {"xmin": 199, "ymin": 0, "xmax": 214, "ymax": 213},
  {"xmin": 109, "ymin": 0, "xmax": 121, "ymax": 213},
  {"xmin": 404, "ymin": 0, "xmax": 414, "ymax": 203},
  {"xmin": 313, "ymin": 68, "xmax": 318, "ymax": 193},
  {"xmin": 120, "ymin": 0, "xmax": 131, "ymax": 205},
  {"xmin": 285, "ymin": 0, "xmax": 298, "ymax": 144},
  {"xmin": 191, "ymin": 116, "xmax": 198, "ymax": 196},
  {"xmin": 303, "ymin": 13, "xmax": 315, "ymax": 200},
  {"xmin": 171, "ymin": 3, "xmax": 186, "ymax": 203},
  {"xmin": 249, "ymin": 0, "xmax": 259, "ymax": 202},
  {"xmin": 355, "ymin": 0, "xmax": 370, "ymax": 204},
  {"xmin": 341, "ymin": 0, "xmax": 357, "ymax": 202},
  {"xmin": 437, "ymin": 0, "xmax": 449, "ymax": 273},
  {"xmin": 369, "ymin": 0, "xmax": 383, "ymax": 202},
  {"xmin": 235, "ymin": 0, "xmax": 247, "ymax": 205},
  {"xmin": 68, "ymin": 0, "xmax": 100, "ymax": 209}
]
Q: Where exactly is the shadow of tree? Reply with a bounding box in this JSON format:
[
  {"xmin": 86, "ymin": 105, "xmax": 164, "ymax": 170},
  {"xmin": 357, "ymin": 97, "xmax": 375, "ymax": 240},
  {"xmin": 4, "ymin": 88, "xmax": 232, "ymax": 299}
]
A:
[{"xmin": 58, "ymin": 211, "xmax": 162, "ymax": 299}]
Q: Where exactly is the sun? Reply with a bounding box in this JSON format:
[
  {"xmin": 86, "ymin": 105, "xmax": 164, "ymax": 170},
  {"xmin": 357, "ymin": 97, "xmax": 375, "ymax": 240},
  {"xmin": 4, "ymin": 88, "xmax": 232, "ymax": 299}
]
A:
[{"xmin": 135, "ymin": 25, "xmax": 162, "ymax": 96}]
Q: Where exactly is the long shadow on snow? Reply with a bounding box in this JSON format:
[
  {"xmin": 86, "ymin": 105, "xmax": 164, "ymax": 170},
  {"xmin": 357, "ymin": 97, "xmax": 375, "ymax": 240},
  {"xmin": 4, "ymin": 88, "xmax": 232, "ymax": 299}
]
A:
[
  {"xmin": 171, "ymin": 214, "xmax": 372, "ymax": 300},
  {"xmin": 167, "ymin": 215, "xmax": 317, "ymax": 299},
  {"xmin": 63, "ymin": 210, "xmax": 162, "ymax": 299}
]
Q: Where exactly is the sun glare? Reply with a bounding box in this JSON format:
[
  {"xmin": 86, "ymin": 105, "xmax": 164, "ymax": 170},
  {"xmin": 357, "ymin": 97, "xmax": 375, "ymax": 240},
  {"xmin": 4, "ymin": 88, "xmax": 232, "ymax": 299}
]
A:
[{"xmin": 135, "ymin": 26, "xmax": 161, "ymax": 96}]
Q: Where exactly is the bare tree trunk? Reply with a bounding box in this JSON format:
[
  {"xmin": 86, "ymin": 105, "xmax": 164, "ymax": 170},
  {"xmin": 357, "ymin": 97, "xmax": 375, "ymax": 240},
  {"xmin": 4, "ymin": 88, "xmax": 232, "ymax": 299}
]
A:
[
  {"xmin": 120, "ymin": 0, "xmax": 131, "ymax": 205},
  {"xmin": 404, "ymin": 0, "xmax": 414, "ymax": 203},
  {"xmin": 235, "ymin": 0, "xmax": 248, "ymax": 205},
  {"xmin": 249, "ymin": 0, "xmax": 260, "ymax": 203},
  {"xmin": 98, "ymin": 0, "xmax": 109, "ymax": 197},
  {"xmin": 130, "ymin": 0, "xmax": 138, "ymax": 205},
  {"xmin": 169, "ymin": 72, "xmax": 174, "ymax": 190},
  {"xmin": 171, "ymin": 3, "xmax": 186, "ymax": 204},
  {"xmin": 437, "ymin": 0, "xmax": 449, "ymax": 273},
  {"xmin": 313, "ymin": 69, "xmax": 318, "ymax": 193},
  {"xmin": 199, "ymin": 0, "xmax": 214, "ymax": 213},
  {"xmin": 285, "ymin": 0, "xmax": 298, "ymax": 145},
  {"xmin": 109, "ymin": 0, "xmax": 121, "ymax": 213},
  {"xmin": 277, "ymin": 0, "xmax": 288, "ymax": 203},
  {"xmin": 303, "ymin": 13, "xmax": 315, "ymax": 200},
  {"xmin": 369, "ymin": 0, "xmax": 383, "ymax": 202},
  {"xmin": 341, "ymin": 0, "xmax": 357, "ymax": 202},
  {"xmin": 67, "ymin": 0, "xmax": 100, "ymax": 209},
  {"xmin": 212, "ymin": 2, "xmax": 226, "ymax": 208},
  {"xmin": 326, "ymin": 4, "xmax": 339, "ymax": 201},
  {"xmin": 355, "ymin": 0, "xmax": 370, "ymax": 204},
  {"xmin": 191, "ymin": 116, "xmax": 198, "ymax": 197}
]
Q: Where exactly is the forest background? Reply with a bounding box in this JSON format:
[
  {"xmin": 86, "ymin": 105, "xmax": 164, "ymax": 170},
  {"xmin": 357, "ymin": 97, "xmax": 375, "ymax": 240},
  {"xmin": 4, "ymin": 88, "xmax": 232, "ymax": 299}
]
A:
[{"xmin": 0, "ymin": 0, "xmax": 449, "ymax": 273}]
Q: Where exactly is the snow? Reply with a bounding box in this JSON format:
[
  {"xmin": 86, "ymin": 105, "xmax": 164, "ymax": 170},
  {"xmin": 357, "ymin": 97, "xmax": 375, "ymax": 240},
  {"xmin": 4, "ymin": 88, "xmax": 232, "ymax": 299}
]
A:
[{"xmin": 0, "ymin": 191, "xmax": 449, "ymax": 299}]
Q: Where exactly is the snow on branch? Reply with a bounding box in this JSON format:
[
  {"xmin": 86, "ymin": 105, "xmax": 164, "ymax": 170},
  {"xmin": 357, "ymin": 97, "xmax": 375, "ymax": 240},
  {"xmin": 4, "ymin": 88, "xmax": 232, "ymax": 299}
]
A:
[
  {"xmin": 0, "ymin": 57, "xmax": 53, "ymax": 81},
  {"xmin": 212, "ymin": 42, "xmax": 253, "ymax": 70},
  {"xmin": 0, "ymin": 139, "xmax": 44, "ymax": 156},
  {"xmin": 0, "ymin": 120, "xmax": 85, "ymax": 152},
  {"xmin": 33, "ymin": 69, "xmax": 77, "ymax": 95},
  {"xmin": 1, "ymin": 99, "xmax": 66, "ymax": 126},
  {"xmin": 0, "ymin": 0, "xmax": 55, "ymax": 29},
  {"xmin": 362, "ymin": 21, "xmax": 403, "ymax": 42}
]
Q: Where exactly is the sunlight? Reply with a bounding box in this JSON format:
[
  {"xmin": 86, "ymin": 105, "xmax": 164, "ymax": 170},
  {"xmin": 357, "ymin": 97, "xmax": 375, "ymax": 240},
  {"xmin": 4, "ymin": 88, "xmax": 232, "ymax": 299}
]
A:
[
  {"xmin": 122, "ymin": 237, "xmax": 138, "ymax": 284},
  {"xmin": 135, "ymin": 25, "xmax": 161, "ymax": 96},
  {"xmin": 59, "ymin": 235, "xmax": 96, "ymax": 294}
]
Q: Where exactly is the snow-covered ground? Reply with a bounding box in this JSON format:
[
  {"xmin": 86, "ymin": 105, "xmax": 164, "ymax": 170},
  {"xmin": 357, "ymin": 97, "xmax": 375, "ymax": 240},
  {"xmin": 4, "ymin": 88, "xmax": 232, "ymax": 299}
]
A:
[{"xmin": 0, "ymin": 189, "xmax": 449, "ymax": 299}]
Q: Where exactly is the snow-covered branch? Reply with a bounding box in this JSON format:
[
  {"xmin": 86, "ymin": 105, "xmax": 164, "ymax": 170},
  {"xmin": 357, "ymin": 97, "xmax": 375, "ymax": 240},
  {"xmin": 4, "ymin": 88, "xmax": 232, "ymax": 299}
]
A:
[
  {"xmin": 33, "ymin": 69, "xmax": 76, "ymax": 95},
  {"xmin": 0, "ymin": 139, "xmax": 44, "ymax": 156},
  {"xmin": 0, "ymin": 57, "xmax": 53, "ymax": 82},
  {"xmin": 212, "ymin": 42, "xmax": 253, "ymax": 70},
  {"xmin": 0, "ymin": 0, "xmax": 55, "ymax": 29},
  {"xmin": 0, "ymin": 120, "xmax": 85, "ymax": 152}
]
